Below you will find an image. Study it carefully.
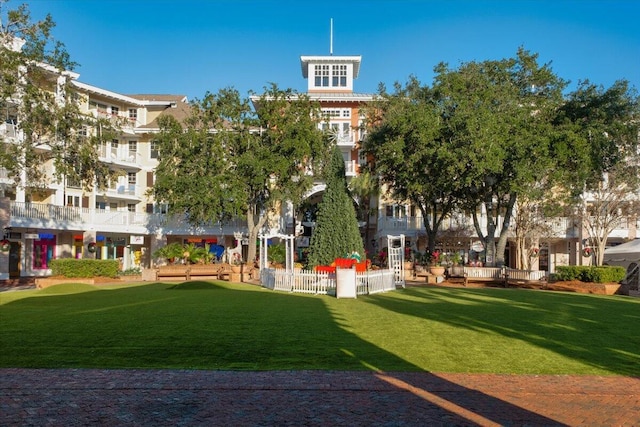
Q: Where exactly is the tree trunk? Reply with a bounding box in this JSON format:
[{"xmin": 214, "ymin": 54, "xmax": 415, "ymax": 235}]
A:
[{"xmin": 245, "ymin": 203, "xmax": 268, "ymax": 264}]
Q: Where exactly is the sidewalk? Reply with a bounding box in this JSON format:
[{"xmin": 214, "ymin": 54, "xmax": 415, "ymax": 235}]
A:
[{"xmin": 1, "ymin": 369, "xmax": 639, "ymax": 426}]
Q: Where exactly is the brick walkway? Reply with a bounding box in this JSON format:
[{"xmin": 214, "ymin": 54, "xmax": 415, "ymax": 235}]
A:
[{"xmin": 1, "ymin": 369, "xmax": 639, "ymax": 426}]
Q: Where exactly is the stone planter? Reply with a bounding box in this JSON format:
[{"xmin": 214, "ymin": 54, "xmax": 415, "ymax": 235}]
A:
[
  {"xmin": 429, "ymin": 266, "xmax": 446, "ymax": 276},
  {"xmin": 231, "ymin": 265, "xmax": 242, "ymax": 273}
]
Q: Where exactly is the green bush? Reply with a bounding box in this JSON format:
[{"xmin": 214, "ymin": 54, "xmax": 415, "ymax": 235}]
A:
[
  {"xmin": 555, "ymin": 265, "xmax": 626, "ymax": 283},
  {"xmin": 50, "ymin": 259, "xmax": 119, "ymax": 278},
  {"xmin": 268, "ymin": 243, "xmax": 286, "ymax": 264}
]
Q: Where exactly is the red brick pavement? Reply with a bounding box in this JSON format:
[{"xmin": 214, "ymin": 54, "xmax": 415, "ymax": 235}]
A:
[{"xmin": 1, "ymin": 369, "xmax": 639, "ymax": 426}]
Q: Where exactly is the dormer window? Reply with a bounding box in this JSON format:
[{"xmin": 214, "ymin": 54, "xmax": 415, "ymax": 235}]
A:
[
  {"xmin": 332, "ymin": 65, "xmax": 347, "ymax": 87},
  {"xmin": 314, "ymin": 65, "xmax": 330, "ymax": 87}
]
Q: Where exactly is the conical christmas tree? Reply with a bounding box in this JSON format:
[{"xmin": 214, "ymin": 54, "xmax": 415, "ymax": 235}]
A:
[{"xmin": 307, "ymin": 147, "xmax": 365, "ymax": 267}]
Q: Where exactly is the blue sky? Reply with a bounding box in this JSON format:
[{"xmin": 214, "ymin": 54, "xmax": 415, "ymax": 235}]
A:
[{"xmin": 25, "ymin": 0, "xmax": 640, "ymax": 100}]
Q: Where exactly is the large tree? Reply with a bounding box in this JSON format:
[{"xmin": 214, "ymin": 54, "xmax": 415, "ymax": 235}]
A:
[
  {"xmin": 553, "ymin": 80, "xmax": 640, "ymax": 265},
  {"xmin": 363, "ymin": 77, "xmax": 462, "ymax": 255},
  {"xmin": 152, "ymin": 85, "xmax": 327, "ymax": 263},
  {"xmin": 306, "ymin": 146, "xmax": 365, "ymax": 267},
  {"xmin": 433, "ymin": 48, "xmax": 566, "ymax": 266},
  {"xmin": 0, "ymin": 0, "xmax": 115, "ymax": 192}
]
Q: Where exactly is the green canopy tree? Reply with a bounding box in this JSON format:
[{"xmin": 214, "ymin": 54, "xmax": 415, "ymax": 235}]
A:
[
  {"xmin": 553, "ymin": 79, "xmax": 640, "ymax": 265},
  {"xmin": 152, "ymin": 84, "xmax": 327, "ymax": 264},
  {"xmin": 433, "ymin": 49, "xmax": 566, "ymax": 266},
  {"xmin": 0, "ymin": 0, "xmax": 117, "ymax": 192},
  {"xmin": 363, "ymin": 77, "xmax": 461, "ymax": 255},
  {"xmin": 307, "ymin": 146, "xmax": 365, "ymax": 267}
]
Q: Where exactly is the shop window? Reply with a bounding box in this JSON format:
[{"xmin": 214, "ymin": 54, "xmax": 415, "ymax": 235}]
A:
[{"xmin": 33, "ymin": 235, "xmax": 56, "ymax": 270}]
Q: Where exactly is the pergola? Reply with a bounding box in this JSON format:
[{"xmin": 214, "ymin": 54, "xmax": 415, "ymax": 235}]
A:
[{"xmin": 259, "ymin": 233, "xmax": 295, "ymax": 272}]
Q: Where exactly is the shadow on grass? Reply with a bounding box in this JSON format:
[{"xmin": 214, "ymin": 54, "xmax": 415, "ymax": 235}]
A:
[
  {"xmin": 0, "ymin": 280, "xmax": 564, "ymax": 426},
  {"xmin": 362, "ymin": 286, "xmax": 640, "ymax": 376}
]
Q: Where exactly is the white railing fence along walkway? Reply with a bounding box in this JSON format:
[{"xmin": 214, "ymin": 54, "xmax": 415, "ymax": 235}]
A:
[{"xmin": 261, "ymin": 268, "xmax": 397, "ymax": 296}]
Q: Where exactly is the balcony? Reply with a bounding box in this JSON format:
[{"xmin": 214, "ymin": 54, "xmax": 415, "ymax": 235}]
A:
[
  {"xmin": 344, "ymin": 160, "xmax": 358, "ymax": 177},
  {"xmin": 99, "ymin": 149, "xmax": 141, "ymax": 169},
  {"xmin": 334, "ymin": 131, "xmax": 356, "ymax": 148},
  {"xmin": 89, "ymin": 109, "xmax": 136, "ymax": 132},
  {"xmin": 8, "ymin": 201, "xmax": 250, "ymax": 236}
]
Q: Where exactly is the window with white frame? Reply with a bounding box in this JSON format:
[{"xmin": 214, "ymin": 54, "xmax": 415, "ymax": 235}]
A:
[
  {"xmin": 128, "ymin": 141, "xmax": 137, "ymax": 160},
  {"xmin": 150, "ymin": 140, "xmax": 159, "ymax": 159},
  {"xmin": 111, "ymin": 106, "xmax": 119, "ymax": 116},
  {"xmin": 127, "ymin": 172, "xmax": 137, "ymax": 186},
  {"xmin": 314, "ymin": 65, "xmax": 330, "ymax": 87},
  {"xmin": 332, "ymin": 65, "xmax": 347, "ymax": 87},
  {"xmin": 128, "ymin": 108, "xmax": 137, "ymax": 122}
]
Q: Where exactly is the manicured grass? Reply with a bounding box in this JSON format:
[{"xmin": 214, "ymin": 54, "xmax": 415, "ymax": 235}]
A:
[{"xmin": 1, "ymin": 281, "xmax": 639, "ymax": 375}]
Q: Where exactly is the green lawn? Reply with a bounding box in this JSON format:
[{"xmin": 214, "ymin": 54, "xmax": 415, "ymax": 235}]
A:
[{"xmin": 1, "ymin": 281, "xmax": 639, "ymax": 375}]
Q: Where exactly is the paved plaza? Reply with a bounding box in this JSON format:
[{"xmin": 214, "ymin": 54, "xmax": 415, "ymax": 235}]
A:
[{"xmin": 1, "ymin": 368, "xmax": 639, "ymax": 426}]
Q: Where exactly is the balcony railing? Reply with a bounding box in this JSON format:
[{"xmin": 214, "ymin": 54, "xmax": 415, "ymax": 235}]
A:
[
  {"xmin": 8, "ymin": 201, "xmax": 250, "ymax": 235},
  {"xmin": 376, "ymin": 215, "xmax": 582, "ymax": 239},
  {"xmin": 344, "ymin": 160, "xmax": 358, "ymax": 176}
]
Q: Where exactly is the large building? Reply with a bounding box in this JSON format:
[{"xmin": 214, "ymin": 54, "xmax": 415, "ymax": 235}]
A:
[{"xmin": 1, "ymin": 46, "xmax": 637, "ymax": 280}]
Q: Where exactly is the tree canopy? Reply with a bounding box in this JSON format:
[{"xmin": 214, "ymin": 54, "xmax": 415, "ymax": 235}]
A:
[
  {"xmin": 0, "ymin": 0, "xmax": 117, "ymax": 193},
  {"xmin": 152, "ymin": 85, "xmax": 328, "ymax": 263}
]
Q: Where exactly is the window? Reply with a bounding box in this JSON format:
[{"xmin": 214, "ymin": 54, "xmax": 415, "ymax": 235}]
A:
[
  {"xmin": 66, "ymin": 195, "xmax": 80, "ymax": 207},
  {"xmin": 128, "ymin": 141, "xmax": 137, "ymax": 160},
  {"xmin": 111, "ymin": 139, "xmax": 119, "ymax": 158},
  {"xmin": 128, "ymin": 108, "xmax": 137, "ymax": 122},
  {"xmin": 111, "ymin": 106, "xmax": 119, "ymax": 116},
  {"xmin": 33, "ymin": 235, "xmax": 56, "ymax": 270},
  {"xmin": 127, "ymin": 203, "xmax": 136, "ymax": 212},
  {"xmin": 314, "ymin": 65, "xmax": 329, "ymax": 87},
  {"xmin": 66, "ymin": 177, "xmax": 81, "ymax": 188},
  {"xmin": 127, "ymin": 172, "xmax": 137, "ymax": 185},
  {"xmin": 332, "ymin": 65, "xmax": 347, "ymax": 87},
  {"xmin": 89, "ymin": 100, "xmax": 108, "ymax": 114},
  {"xmin": 96, "ymin": 201, "xmax": 106, "ymax": 210},
  {"xmin": 150, "ymin": 140, "xmax": 159, "ymax": 159}
]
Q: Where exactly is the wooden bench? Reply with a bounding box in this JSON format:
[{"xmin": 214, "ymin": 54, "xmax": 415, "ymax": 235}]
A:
[
  {"xmin": 504, "ymin": 269, "xmax": 547, "ymax": 287},
  {"xmin": 415, "ymin": 271, "xmax": 441, "ymax": 284},
  {"xmin": 189, "ymin": 264, "xmax": 225, "ymax": 279},
  {"xmin": 156, "ymin": 265, "xmax": 190, "ymax": 281}
]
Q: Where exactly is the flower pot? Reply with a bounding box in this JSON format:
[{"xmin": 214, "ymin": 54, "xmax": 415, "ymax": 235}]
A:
[
  {"xmin": 403, "ymin": 261, "xmax": 413, "ymax": 271},
  {"xmin": 429, "ymin": 266, "xmax": 445, "ymax": 276},
  {"xmin": 231, "ymin": 265, "xmax": 242, "ymax": 273}
]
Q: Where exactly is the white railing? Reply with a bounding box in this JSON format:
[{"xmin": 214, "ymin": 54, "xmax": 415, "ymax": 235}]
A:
[
  {"xmin": 344, "ymin": 160, "xmax": 358, "ymax": 176},
  {"xmin": 335, "ymin": 131, "xmax": 356, "ymax": 147},
  {"xmin": 9, "ymin": 202, "xmax": 249, "ymax": 235},
  {"xmin": 357, "ymin": 269, "xmax": 396, "ymax": 294},
  {"xmin": 464, "ymin": 267, "xmax": 504, "ymax": 280},
  {"xmin": 449, "ymin": 266, "xmax": 546, "ymax": 283},
  {"xmin": 505, "ymin": 268, "xmax": 547, "ymax": 282},
  {"xmin": 262, "ymin": 268, "xmax": 397, "ymax": 296},
  {"xmin": 10, "ymin": 202, "xmax": 85, "ymax": 222}
]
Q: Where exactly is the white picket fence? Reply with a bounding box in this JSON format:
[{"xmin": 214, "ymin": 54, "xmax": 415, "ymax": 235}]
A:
[
  {"xmin": 449, "ymin": 266, "xmax": 547, "ymax": 283},
  {"xmin": 261, "ymin": 268, "xmax": 396, "ymax": 296}
]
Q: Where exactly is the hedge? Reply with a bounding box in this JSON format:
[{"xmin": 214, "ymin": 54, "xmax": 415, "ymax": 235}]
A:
[
  {"xmin": 49, "ymin": 259, "xmax": 120, "ymax": 278},
  {"xmin": 554, "ymin": 265, "xmax": 626, "ymax": 283}
]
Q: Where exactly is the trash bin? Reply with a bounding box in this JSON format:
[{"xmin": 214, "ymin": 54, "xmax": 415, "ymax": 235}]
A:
[{"xmin": 336, "ymin": 267, "xmax": 357, "ymax": 298}]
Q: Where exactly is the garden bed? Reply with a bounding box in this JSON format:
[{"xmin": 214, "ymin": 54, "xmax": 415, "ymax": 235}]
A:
[
  {"xmin": 544, "ymin": 280, "xmax": 621, "ymax": 295},
  {"xmin": 36, "ymin": 276, "xmax": 130, "ymax": 289}
]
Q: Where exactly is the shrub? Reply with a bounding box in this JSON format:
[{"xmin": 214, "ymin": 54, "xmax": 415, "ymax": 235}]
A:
[
  {"xmin": 555, "ymin": 265, "xmax": 626, "ymax": 283},
  {"xmin": 50, "ymin": 259, "xmax": 120, "ymax": 278},
  {"xmin": 268, "ymin": 243, "xmax": 286, "ymax": 265}
]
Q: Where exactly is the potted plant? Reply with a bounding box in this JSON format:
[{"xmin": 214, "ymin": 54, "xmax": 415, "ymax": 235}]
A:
[
  {"xmin": 403, "ymin": 246, "xmax": 414, "ymax": 271},
  {"xmin": 231, "ymin": 252, "xmax": 243, "ymax": 273},
  {"xmin": 268, "ymin": 243, "xmax": 286, "ymax": 268},
  {"xmin": 429, "ymin": 250, "xmax": 445, "ymax": 276}
]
